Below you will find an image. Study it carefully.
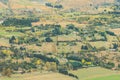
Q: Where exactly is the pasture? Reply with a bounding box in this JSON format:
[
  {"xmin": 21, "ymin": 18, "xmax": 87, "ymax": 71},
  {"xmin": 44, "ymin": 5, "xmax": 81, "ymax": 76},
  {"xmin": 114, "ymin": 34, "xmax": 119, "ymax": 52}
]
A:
[{"xmin": 70, "ymin": 67, "xmax": 120, "ymax": 80}]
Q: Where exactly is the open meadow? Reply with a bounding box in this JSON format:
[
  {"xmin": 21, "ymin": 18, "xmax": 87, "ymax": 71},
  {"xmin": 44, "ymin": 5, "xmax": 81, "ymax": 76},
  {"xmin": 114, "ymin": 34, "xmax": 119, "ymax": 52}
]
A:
[{"xmin": 70, "ymin": 67, "xmax": 120, "ymax": 80}]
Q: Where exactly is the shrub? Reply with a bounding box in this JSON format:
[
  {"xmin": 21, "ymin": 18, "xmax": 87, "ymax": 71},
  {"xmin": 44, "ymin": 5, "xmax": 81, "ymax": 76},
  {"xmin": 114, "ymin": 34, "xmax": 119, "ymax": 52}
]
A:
[
  {"xmin": 2, "ymin": 18, "xmax": 32, "ymax": 27},
  {"xmin": 106, "ymin": 31, "xmax": 116, "ymax": 36},
  {"xmin": 45, "ymin": 37, "xmax": 53, "ymax": 42},
  {"xmin": 69, "ymin": 61, "xmax": 82, "ymax": 70},
  {"xmin": 2, "ymin": 17, "xmax": 39, "ymax": 27},
  {"xmin": 54, "ymin": 4, "xmax": 63, "ymax": 9},
  {"xmin": 59, "ymin": 69, "xmax": 68, "ymax": 75},
  {"xmin": 2, "ymin": 68, "xmax": 12, "ymax": 77},
  {"xmin": 68, "ymin": 73, "xmax": 79, "ymax": 79},
  {"xmin": 45, "ymin": 3, "xmax": 53, "ymax": 7},
  {"xmin": 104, "ymin": 62, "xmax": 115, "ymax": 69},
  {"xmin": 107, "ymin": 62, "xmax": 115, "ymax": 69}
]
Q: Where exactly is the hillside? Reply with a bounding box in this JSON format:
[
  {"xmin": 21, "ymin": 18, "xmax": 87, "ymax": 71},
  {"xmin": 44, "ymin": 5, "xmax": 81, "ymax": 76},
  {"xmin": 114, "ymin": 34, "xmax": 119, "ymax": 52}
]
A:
[
  {"xmin": 0, "ymin": 0, "xmax": 115, "ymax": 12},
  {"xmin": 0, "ymin": 0, "xmax": 120, "ymax": 80},
  {"xmin": 47, "ymin": 0, "xmax": 114, "ymax": 7}
]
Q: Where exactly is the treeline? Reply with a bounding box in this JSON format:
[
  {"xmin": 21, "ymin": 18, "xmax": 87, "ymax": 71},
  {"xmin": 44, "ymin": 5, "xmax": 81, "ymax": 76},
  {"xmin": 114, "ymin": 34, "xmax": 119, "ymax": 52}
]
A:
[
  {"xmin": 59, "ymin": 69, "xmax": 79, "ymax": 79},
  {"xmin": 2, "ymin": 17, "xmax": 39, "ymax": 27},
  {"xmin": 34, "ymin": 54, "xmax": 59, "ymax": 64},
  {"xmin": 45, "ymin": 2, "xmax": 63, "ymax": 9}
]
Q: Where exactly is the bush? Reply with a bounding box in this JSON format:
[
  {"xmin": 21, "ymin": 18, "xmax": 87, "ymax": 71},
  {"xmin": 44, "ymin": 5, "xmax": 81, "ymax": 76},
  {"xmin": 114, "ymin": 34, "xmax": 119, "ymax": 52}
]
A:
[
  {"xmin": 34, "ymin": 54, "xmax": 59, "ymax": 64},
  {"xmin": 2, "ymin": 17, "xmax": 39, "ymax": 27},
  {"xmin": 100, "ymin": 62, "xmax": 115, "ymax": 69},
  {"xmin": 69, "ymin": 61, "xmax": 82, "ymax": 70},
  {"xmin": 68, "ymin": 73, "xmax": 79, "ymax": 79},
  {"xmin": 67, "ymin": 55, "xmax": 82, "ymax": 61},
  {"xmin": 45, "ymin": 37, "xmax": 53, "ymax": 42},
  {"xmin": 45, "ymin": 3, "xmax": 53, "ymax": 7},
  {"xmin": 59, "ymin": 69, "xmax": 68, "ymax": 75},
  {"xmin": 118, "ymin": 64, "xmax": 120, "ymax": 69},
  {"xmin": 2, "ymin": 68, "xmax": 12, "ymax": 77},
  {"xmin": 2, "ymin": 18, "xmax": 32, "ymax": 27},
  {"xmin": 45, "ymin": 3, "xmax": 63, "ymax": 9},
  {"xmin": 81, "ymin": 45, "xmax": 88, "ymax": 50},
  {"xmin": 104, "ymin": 62, "xmax": 115, "ymax": 69},
  {"xmin": 54, "ymin": 4, "xmax": 63, "ymax": 9},
  {"xmin": 106, "ymin": 31, "xmax": 116, "ymax": 36}
]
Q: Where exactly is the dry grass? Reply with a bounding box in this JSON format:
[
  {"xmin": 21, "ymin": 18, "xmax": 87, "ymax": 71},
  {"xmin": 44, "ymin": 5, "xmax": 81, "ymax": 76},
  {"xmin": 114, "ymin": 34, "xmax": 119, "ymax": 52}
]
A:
[
  {"xmin": 0, "ymin": 0, "xmax": 114, "ymax": 13},
  {"xmin": 0, "ymin": 2, "xmax": 7, "ymax": 8},
  {"xmin": 53, "ymin": 0, "xmax": 114, "ymax": 12},
  {"xmin": 0, "ymin": 72, "xmax": 74, "ymax": 80},
  {"xmin": 0, "ymin": 38, "xmax": 10, "ymax": 47},
  {"xmin": 89, "ymin": 41, "xmax": 110, "ymax": 48},
  {"xmin": 32, "ymin": 20, "xmax": 87, "ymax": 28},
  {"xmin": 110, "ymin": 28, "xmax": 120, "ymax": 35}
]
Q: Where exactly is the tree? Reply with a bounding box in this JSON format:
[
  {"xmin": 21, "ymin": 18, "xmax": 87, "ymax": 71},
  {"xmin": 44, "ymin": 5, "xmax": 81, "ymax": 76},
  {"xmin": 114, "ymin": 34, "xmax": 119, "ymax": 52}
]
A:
[
  {"xmin": 81, "ymin": 45, "xmax": 88, "ymax": 50},
  {"xmin": 45, "ymin": 37, "xmax": 53, "ymax": 42},
  {"xmin": 52, "ymin": 26, "xmax": 61, "ymax": 35},
  {"xmin": 9, "ymin": 36, "xmax": 16, "ymax": 43},
  {"xmin": 69, "ymin": 61, "xmax": 82, "ymax": 70},
  {"xmin": 36, "ymin": 60, "xmax": 41, "ymax": 65},
  {"xmin": 2, "ymin": 18, "xmax": 32, "ymax": 27},
  {"xmin": 45, "ymin": 3, "xmax": 53, "ymax": 7},
  {"xmin": 31, "ymin": 28, "xmax": 36, "ymax": 32},
  {"xmin": 1, "ymin": 50, "xmax": 13, "ymax": 57},
  {"xmin": 113, "ymin": 43, "xmax": 118, "ymax": 49},
  {"xmin": 54, "ymin": 4, "xmax": 63, "ymax": 9},
  {"xmin": 66, "ymin": 24, "xmax": 75, "ymax": 30}
]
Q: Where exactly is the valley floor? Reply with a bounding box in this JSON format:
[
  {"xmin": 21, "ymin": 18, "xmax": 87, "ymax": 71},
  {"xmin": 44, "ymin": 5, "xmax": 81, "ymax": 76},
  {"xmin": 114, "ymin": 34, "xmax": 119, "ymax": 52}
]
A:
[
  {"xmin": 0, "ymin": 72, "xmax": 74, "ymax": 80},
  {"xmin": 1, "ymin": 67, "xmax": 120, "ymax": 80},
  {"xmin": 70, "ymin": 67, "xmax": 120, "ymax": 80}
]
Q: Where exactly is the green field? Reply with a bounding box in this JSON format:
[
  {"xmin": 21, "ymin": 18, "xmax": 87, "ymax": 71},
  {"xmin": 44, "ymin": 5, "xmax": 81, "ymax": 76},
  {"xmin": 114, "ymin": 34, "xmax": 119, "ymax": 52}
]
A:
[
  {"xmin": 88, "ymin": 75, "xmax": 120, "ymax": 80},
  {"xmin": 70, "ymin": 67, "xmax": 120, "ymax": 80}
]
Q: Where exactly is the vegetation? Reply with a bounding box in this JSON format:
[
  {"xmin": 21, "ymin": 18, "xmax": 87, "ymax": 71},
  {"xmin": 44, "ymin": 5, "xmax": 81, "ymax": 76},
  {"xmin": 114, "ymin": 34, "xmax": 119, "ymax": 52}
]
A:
[
  {"xmin": 0, "ymin": 0, "xmax": 120, "ymax": 80},
  {"xmin": 45, "ymin": 2, "xmax": 63, "ymax": 9},
  {"xmin": 3, "ymin": 18, "xmax": 39, "ymax": 26}
]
